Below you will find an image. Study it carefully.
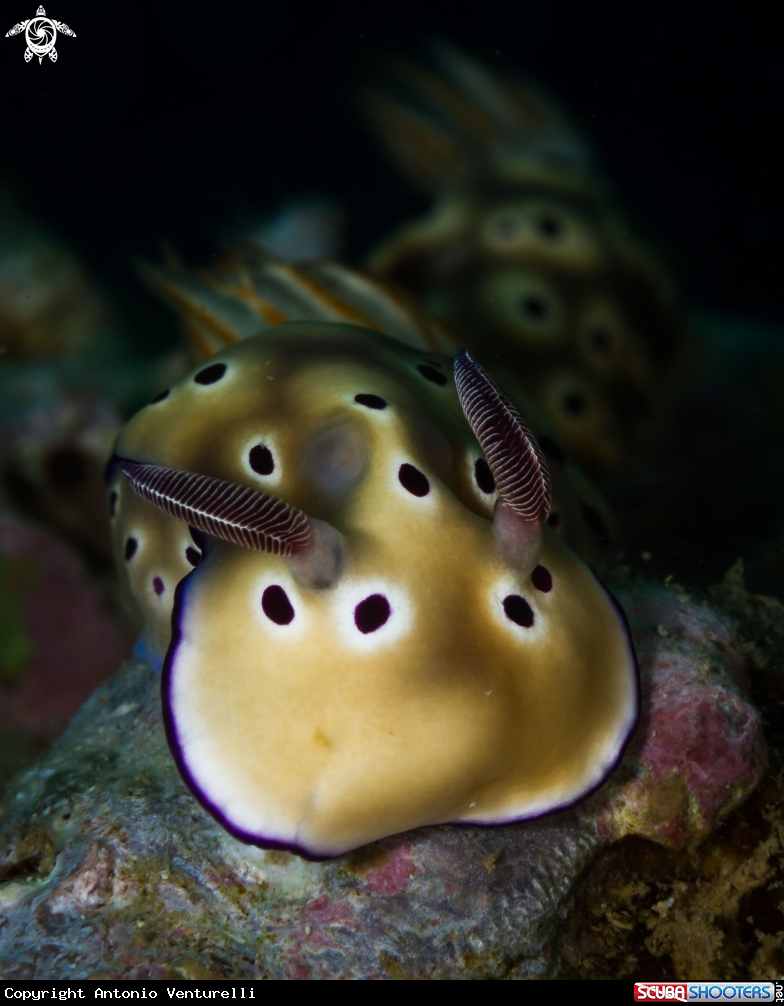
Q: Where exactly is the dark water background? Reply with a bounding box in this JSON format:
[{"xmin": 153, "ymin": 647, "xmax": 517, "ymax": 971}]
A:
[
  {"xmin": 1, "ymin": 1, "xmax": 781, "ymax": 326},
  {"xmin": 1, "ymin": 0, "xmax": 783, "ymax": 590}
]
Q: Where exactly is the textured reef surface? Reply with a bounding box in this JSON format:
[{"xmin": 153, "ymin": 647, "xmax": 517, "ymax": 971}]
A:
[
  {"xmin": 0, "ymin": 580, "xmax": 765, "ymax": 979},
  {"xmin": 559, "ymin": 565, "xmax": 784, "ymax": 980},
  {"xmin": 0, "ymin": 509, "xmax": 131, "ymax": 793}
]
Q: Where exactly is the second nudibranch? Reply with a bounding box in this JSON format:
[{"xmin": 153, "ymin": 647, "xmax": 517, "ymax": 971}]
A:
[{"xmin": 108, "ymin": 321, "xmax": 637, "ymax": 859}]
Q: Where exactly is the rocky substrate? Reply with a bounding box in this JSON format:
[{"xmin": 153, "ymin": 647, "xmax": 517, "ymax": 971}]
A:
[
  {"xmin": 0, "ymin": 510, "xmax": 132, "ymax": 799},
  {"xmin": 559, "ymin": 565, "xmax": 784, "ymax": 981},
  {"xmin": 0, "ymin": 578, "xmax": 768, "ymax": 979}
]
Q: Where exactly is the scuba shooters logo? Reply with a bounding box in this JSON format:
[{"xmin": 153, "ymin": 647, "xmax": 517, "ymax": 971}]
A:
[
  {"xmin": 5, "ymin": 5, "xmax": 75, "ymax": 63},
  {"xmin": 634, "ymin": 984, "xmax": 784, "ymax": 1002}
]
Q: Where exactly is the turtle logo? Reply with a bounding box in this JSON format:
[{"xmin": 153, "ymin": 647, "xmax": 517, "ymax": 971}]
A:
[{"xmin": 5, "ymin": 5, "xmax": 76, "ymax": 63}]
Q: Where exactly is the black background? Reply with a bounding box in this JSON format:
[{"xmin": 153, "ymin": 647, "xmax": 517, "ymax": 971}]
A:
[{"xmin": 0, "ymin": 0, "xmax": 781, "ymax": 337}]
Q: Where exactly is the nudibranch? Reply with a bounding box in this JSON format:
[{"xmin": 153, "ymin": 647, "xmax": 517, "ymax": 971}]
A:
[
  {"xmin": 138, "ymin": 241, "xmax": 457, "ymax": 362},
  {"xmin": 108, "ymin": 321, "xmax": 637, "ymax": 859},
  {"xmin": 361, "ymin": 44, "xmax": 685, "ymax": 476},
  {"xmin": 139, "ymin": 243, "xmax": 615, "ymax": 566}
]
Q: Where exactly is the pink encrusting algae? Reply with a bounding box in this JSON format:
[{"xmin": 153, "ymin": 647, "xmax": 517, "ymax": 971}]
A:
[{"xmin": 591, "ymin": 584, "xmax": 766, "ymax": 848}]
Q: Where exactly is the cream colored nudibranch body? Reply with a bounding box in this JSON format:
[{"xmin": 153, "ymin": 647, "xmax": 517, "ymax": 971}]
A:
[{"xmin": 108, "ymin": 322, "xmax": 637, "ymax": 860}]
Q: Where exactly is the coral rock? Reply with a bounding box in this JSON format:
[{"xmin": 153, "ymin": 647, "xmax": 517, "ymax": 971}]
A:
[
  {"xmin": 591, "ymin": 583, "xmax": 766, "ymax": 848},
  {"xmin": 0, "ymin": 583, "xmax": 765, "ymax": 979},
  {"xmin": 0, "ymin": 511, "xmax": 132, "ymax": 741}
]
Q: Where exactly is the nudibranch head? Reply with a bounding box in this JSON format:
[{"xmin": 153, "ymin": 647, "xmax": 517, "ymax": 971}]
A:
[{"xmin": 109, "ymin": 322, "xmax": 637, "ymax": 859}]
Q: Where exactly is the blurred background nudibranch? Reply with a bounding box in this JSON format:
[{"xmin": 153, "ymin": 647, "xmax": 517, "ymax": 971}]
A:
[{"xmin": 360, "ymin": 43, "xmax": 687, "ymax": 480}]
